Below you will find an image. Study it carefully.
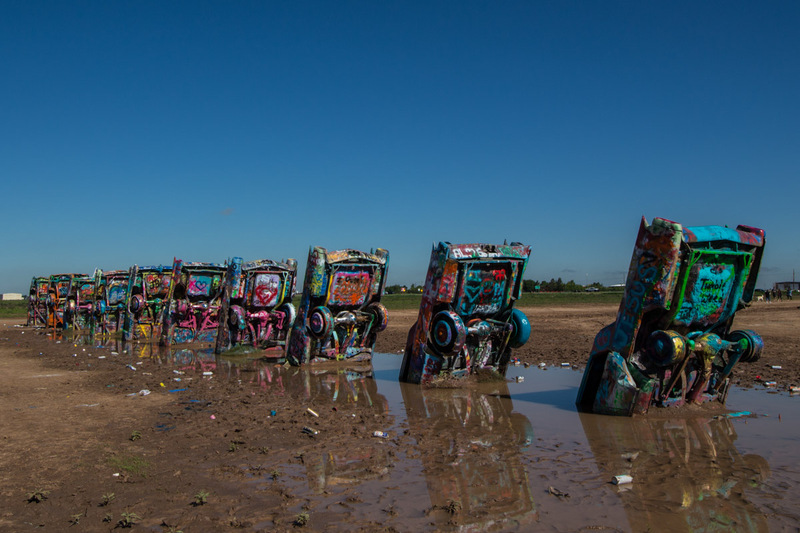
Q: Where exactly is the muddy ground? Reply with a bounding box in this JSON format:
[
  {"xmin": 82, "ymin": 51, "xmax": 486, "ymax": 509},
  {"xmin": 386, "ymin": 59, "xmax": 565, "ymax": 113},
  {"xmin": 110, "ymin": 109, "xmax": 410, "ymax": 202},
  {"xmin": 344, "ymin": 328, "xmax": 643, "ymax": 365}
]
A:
[{"xmin": 1, "ymin": 300, "xmax": 798, "ymax": 532}]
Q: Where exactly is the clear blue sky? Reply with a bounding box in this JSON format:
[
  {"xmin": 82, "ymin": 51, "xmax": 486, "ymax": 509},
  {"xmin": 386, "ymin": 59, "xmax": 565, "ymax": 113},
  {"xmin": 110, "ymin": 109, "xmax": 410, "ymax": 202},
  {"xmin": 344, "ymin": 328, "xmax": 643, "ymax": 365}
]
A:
[{"xmin": 2, "ymin": 1, "xmax": 798, "ymax": 293}]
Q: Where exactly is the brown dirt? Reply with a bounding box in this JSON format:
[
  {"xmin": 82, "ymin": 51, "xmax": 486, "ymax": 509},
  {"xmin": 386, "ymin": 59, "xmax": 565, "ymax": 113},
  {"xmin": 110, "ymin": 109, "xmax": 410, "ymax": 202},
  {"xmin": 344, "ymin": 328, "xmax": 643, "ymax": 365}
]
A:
[{"xmin": 1, "ymin": 300, "xmax": 797, "ymax": 531}]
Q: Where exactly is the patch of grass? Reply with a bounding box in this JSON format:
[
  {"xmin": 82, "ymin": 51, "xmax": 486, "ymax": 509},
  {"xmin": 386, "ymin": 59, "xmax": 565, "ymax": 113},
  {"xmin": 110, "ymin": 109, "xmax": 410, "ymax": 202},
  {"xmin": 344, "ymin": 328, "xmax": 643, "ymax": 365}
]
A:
[
  {"xmin": 27, "ymin": 488, "xmax": 49, "ymax": 503},
  {"xmin": 129, "ymin": 430, "xmax": 142, "ymax": 441},
  {"xmin": 443, "ymin": 499, "xmax": 462, "ymax": 514},
  {"xmin": 69, "ymin": 512, "xmax": 83, "ymax": 525},
  {"xmin": 102, "ymin": 513, "xmax": 113, "ymax": 523},
  {"xmin": 100, "ymin": 492, "xmax": 115, "ymax": 506},
  {"xmin": 0, "ymin": 300, "xmax": 27, "ymax": 318},
  {"xmin": 118, "ymin": 511, "xmax": 140, "ymax": 528},
  {"xmin": 293, "ymin": 512, "xmax": 310, "ymax": 527},
  {"xmin": 193, "ymin": 490, "xmax": 209, "ymax": 506},
  {"xmin": 270, "ymin": 469, "xmax": 281, "ymax": 480},
  {"xmin": 108, "ymin": 454, "xmax": 150, "ymax": 477}
]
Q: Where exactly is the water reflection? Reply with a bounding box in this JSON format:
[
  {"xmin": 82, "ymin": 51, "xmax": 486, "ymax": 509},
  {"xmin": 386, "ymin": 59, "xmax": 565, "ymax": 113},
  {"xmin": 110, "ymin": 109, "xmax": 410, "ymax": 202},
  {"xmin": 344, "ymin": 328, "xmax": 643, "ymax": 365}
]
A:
[
  {"xmin": 401, "ymin": 381, "xmax": 538, "ymax": 530},
  {"xmin": 579, "ymin": 412, "xmax": 770, "ymax": 532}
]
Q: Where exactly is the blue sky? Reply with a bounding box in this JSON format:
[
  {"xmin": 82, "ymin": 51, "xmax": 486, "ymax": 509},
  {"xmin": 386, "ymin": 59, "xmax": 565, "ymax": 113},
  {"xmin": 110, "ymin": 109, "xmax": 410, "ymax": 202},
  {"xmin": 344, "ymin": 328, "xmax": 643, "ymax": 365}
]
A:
[{"xmin": 2, "ymin": 1, "xmax": 798, "ymax": 293}]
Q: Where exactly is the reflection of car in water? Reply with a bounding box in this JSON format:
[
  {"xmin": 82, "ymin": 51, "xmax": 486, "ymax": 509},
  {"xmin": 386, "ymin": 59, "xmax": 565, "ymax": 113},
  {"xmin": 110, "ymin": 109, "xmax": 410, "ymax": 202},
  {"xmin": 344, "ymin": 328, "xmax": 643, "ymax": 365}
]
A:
[
  {"xmin": 401, "ymin": 381, "xmax": 537, "ymax": 528},
  {"xmin": 27, "ymin": 276, "xmax": 51, "ymax": 327},
  {"xmin": 400, "ymin": 242, "xmax": 532, "ymax": 384},
  {"xmin": 287, "ymin": 247, "xmax": 389, "ymax": 365},
  {"xmin": 577, "ymin": 218, "xmax": 766, "ymax": 415},
  {"xmin": 579, "ymin": 411, "xmax": 769, "ymax": 531},
  {"xmin": 215, "ymin": 257, "xmax": 298, "ymax": 358},
  {"xmin": 94, "ymin": 269, "xmax": 130, "ymax": 335},
  {"xmin": 161, "ymin": 260, "xmax": 227, "ymax": 345},
  {"xmin": 122, "ymin": 265, "xmax": 173, "ymax": 342}
]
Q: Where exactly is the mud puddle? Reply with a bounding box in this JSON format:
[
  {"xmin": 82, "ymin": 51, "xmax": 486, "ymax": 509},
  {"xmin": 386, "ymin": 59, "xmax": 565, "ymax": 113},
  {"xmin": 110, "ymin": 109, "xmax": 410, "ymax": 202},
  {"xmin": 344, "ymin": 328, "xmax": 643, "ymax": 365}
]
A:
[{"xmin": 36, "ymin": 331, "xmax": 800, "ymax": 531}]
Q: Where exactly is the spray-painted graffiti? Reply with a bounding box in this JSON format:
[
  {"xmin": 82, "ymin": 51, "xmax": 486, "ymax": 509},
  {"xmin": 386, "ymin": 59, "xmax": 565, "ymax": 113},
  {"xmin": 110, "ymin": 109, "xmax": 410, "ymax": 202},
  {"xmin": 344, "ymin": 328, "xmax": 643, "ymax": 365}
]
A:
[
  {"xmin": 577, "ymin": 217, "xmax": 766, "ymax": 416},
  {"xmin": 252, "ymin": 273, "xmax": 281, "ymax": 307},
  {"xmin": 400, "ymin": 242, "xmax": 531, "ymax": 384},
  {"xmin": 215, "ymin": 257, "xmax": 297, "ymax": 358},
  {"xmin": 287, "ymin": 247, "xmax": 389, "ymax": 365},
  {"xmin": 186, "ymin": 275, "xmax": 212, "ymax": 297},
  {"xmin": 458, "ymin": 268, "xmax": 507, "ymax": 316},
  {"xmin": 675, "ymin": 262, "xmax": 735, "ymax": 326},
  {"xmin": 329, "ymin": 271, "xmax": 371, "ymax": 306}
]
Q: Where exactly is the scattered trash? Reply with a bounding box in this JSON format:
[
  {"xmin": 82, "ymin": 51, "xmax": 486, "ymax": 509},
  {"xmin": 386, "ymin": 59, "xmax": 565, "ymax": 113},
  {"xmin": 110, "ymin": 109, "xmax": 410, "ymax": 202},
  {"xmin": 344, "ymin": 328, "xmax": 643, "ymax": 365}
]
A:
[
  {"xmin": 302, "ymin": 426, "xmax": 319, "ymax": 436},
  {"xmin": 168, "ymin": 388, "xmax": 188, "ymax": 393},
  {"xmin": 714, "ymin": 410, "xmax": 752, "ymax": 419},
  {"xmin": 126, "ymin": 364, "xmax": 136, "ymax": 371},
  {"xmin": 612, "ymin": 475, "xmax": 633, "ymax": 485},
  {"xmin": 373, "ymin": 431, "xmax": 389, "ymax": 439},
  {"xmin": 136, "ymin": 361, "xmax": 143, "ymax": 365},
  {"xmin": 765, "ymin": 381, "xmax": 777, "ymax": 387},
  {"xmin": 202, "ymin": 371, "xmax": 213, "ymax": 376},
  {"xmin": 620, "ymin": 451, "xmax": 639, "ymax": 462},
  {"xmin": 307, "ymin": 408, "xmax": 319, "ymax": 417},
  {"xmin": 772, "ymin": 365, "xmax": 782, "ymax": 370},
  {"xmin": 111, "ymin": 351, "xmax": 118, "ymax": 355},
  {"xmin": 210, "ymin": 415, "xmax": 216, "ymax": 420},
  {"xmin": 515, "ymin": 376, "xmax": 524, "ymax": 382},
  {"xmin": 75, "ymin": 403, "xmax": 100, "ymax": 407},
  {"xmin": 97, "ymin": 355, "xmax": 106, "ymax": 359},
  {"xmin": 538, "ymin": 362, "xmax": 547, "ymax": 368},
  {"xmin": 159, "ymin": 383, "xmax": 165, "ymax": 388},
  {"xmin": 560, "ymin": 362, "xmax": 570, "ymax": 367},
  {"xmin": 138, "ymin": 389, "xmax": 151, "ymax": 396},
  {"xmin": 270, "ymin": 410, "xmax": 277, "ymax": 416},
  {"xmin": 790, "ymin": 386, "xmax": 800, "ymax": 394},
  {"xmin": 547, "ymin": 486, "xmax": 569, "ymax": 499},
  {"xmin": 173, "ymin": 370, "xmax": 184, "ymax": 375},
  {"xmin": 112, "ymin": 473, "xmax": 120, "ymax": 477}
]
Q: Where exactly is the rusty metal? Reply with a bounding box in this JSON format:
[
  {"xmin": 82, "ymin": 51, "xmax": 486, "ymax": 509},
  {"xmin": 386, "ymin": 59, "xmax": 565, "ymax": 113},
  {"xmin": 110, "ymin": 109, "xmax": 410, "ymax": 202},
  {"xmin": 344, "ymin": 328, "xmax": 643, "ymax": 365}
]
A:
[
  {"xmin": 576, "ymin": 217, "xmax": 766, "ymax": 415},
  {"xmin": 286, "ymin": 247, "xmax": 389, "ymax": 365},
  {"xmin": 399, "ymin": 242, "xmax": 532, "ymax": 384},
  {"xmin": 215, "ymin": 257, "xmax": 298, "ymax": 357}
]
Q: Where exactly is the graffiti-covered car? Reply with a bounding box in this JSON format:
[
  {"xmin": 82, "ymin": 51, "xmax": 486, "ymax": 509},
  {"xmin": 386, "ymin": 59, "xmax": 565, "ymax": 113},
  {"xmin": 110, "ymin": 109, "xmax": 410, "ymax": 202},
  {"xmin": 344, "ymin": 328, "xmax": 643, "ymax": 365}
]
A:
[
  {"xmin": 46, "ymin": 273, "xmax": 88, "ymax": 329},
  {"xmin": 63, "ymin": 273, "xmax": 98, "ymax": 331},
  {"xmin": 27, "ymin": 276, "xmax": 50, "ymax": 327},
  {"xmin": 287, "ymin": 247, "xmax": 389, "ymax": 365},
  {"xmin": 161, "ymin": 260, "xmax": 227, "ymax": 344},
  {"xmin": 215, "ymin": 257, "xmax": 298, "ymax": 357},
  {"xmin": 576, "ymin": 217, "xmax": 766, "ymax": 416},
  {"xmin": 399, "ymin": 242, "xmax": 531, "ymax": 384},
  {"xmin": 94, "ymin": 269, "xmax": 130, "ymax": 335},
  {"xmin": 123, "ymin": 265, "xmax": 173, "ymax": 342}
]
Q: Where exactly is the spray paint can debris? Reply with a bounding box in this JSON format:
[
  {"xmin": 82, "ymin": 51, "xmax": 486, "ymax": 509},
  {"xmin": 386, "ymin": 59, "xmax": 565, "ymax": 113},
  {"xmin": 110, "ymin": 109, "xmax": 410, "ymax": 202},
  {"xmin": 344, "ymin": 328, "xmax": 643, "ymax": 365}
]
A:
[
  {"xmin": 612, "ymin": 475, "xmax": 633, "ymax": 485},
  {"xmin": 373, "ymin": 431, "xmax": 389, "ymax": 439},
  {"xmin": 302, "ymin": 426, "xmax": 319, "ymax": 436}
]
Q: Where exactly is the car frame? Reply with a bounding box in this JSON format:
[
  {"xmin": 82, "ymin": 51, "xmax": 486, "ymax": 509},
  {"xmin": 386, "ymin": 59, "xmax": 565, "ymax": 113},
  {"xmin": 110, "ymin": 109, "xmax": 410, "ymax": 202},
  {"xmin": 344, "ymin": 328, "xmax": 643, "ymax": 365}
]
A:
[
  {"xmin": 27, "ymin": 276, "xmax": 51, "ymax": 327},
  {"xmin": 286, "ymin": 247, "xmax": 389, "ymax": 365},
  {"xmin": 576, "ymin": 217, "xmax": 766, "ymax": 416},
  {"xmin": 160, "ymin": 259, "xmax": 227, "ymax": 345},
  {"xmin": 94, "ymin": 269, "xmax": 130, "ymax": 335},
  {"xmin": 46, "ymin": 273, "xmax": 88, "ymax": 330},
  {"xmin": 215, "ymin": 256, "xmax": 298, "ymax": 357},
  {"xmin": 122, "ymin": 264, "xmax": 174, "ymax": 342},
  {"xmin": 399, "ymin": 242, "xmax": 532, "ymax": 384}
]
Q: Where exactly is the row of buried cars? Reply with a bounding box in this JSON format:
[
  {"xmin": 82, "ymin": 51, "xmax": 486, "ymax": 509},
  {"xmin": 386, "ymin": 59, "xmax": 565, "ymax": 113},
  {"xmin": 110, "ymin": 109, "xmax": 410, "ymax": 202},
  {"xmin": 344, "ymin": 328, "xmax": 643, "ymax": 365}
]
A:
[{"xmin": 26, "ymin": 217, "xmax": 768, "ymax": 416}]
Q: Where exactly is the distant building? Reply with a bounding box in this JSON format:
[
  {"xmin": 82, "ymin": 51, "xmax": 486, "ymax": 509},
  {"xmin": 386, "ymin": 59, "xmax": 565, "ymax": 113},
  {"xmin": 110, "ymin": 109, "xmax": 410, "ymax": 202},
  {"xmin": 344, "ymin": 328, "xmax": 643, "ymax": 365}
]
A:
[
  {"xmin": 0, "ymin": 293, "xmax": 23, "ymax": 301},
  {"xmin": 774, "ymin": 282, "xmax": 800, "ymax": 291}
]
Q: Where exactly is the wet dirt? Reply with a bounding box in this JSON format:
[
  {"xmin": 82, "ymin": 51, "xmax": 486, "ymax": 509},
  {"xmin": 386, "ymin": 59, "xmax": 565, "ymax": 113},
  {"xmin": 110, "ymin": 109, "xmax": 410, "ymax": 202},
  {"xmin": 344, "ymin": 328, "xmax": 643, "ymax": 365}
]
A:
[{"xmin": 1, "ymin": 300, "xmax": 799, "ymax": 532}]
